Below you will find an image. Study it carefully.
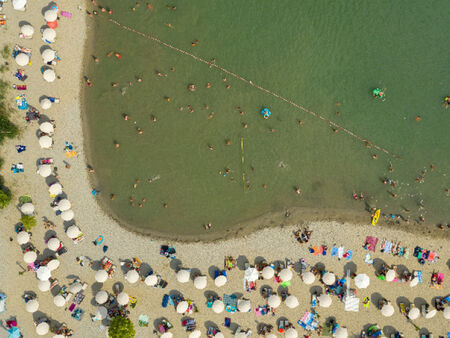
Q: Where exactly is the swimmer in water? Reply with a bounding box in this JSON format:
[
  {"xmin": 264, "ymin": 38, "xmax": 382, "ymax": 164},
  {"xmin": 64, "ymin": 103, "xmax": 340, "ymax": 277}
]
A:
[
  {"xmin": 137, "ymin": 128, "xmax": 143, "ymax": 134},
  {"xmin": 114, "ymin": 142, "xmax": 120, "ymax": 148},
  {"xmin": 123, "ymin": 114, "xmax": 129, "ymax": 121}
]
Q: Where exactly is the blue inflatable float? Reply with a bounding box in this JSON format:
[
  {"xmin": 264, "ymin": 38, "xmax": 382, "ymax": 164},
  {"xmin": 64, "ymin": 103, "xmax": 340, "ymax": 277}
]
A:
[{"xmin": 260, "ymin": 108, "xmax": 271, "ymax": 119}]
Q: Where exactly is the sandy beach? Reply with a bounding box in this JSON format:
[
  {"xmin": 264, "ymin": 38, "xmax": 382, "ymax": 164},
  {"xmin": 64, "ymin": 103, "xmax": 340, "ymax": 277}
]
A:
[{"xmin": 0, "ymin": 0, "xmax": 449, "ymax": 337}]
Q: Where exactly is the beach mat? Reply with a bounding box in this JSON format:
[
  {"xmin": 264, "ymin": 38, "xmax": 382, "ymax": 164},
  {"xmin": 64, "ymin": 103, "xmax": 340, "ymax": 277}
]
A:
[{"xmin": 365, "ymin": 236, "xmax": 378, "ymax": 252}]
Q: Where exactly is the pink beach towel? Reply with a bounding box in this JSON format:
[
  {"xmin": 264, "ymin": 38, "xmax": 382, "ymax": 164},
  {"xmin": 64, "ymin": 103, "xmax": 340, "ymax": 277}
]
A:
[
  {"xmin": 427, "ymin": 251, "xmax": 435, "ymax": 261},
  {"xmin": 365, "ymin": 236, "xmax": 378, "ymax": 252},
  {"xmin": 61, "ymin": 11, "xmax": 72, "ymax": 18}
]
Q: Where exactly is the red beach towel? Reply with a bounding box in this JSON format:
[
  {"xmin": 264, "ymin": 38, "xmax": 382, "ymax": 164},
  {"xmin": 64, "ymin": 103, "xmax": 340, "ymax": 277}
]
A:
[{"xmin": 365, "ymin": 236, "xmax": 378, "ymax": 252}]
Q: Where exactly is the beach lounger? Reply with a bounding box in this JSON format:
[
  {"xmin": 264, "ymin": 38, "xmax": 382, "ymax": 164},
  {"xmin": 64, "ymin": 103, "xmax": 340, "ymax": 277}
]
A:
[{"xmin": 224, "ymin": 317, "xmax": 231, "ymax": 328}]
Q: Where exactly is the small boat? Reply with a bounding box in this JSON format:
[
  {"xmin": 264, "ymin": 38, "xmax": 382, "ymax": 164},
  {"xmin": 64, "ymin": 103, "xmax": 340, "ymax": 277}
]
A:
[
  {"xmin": 260, "ymin": 108, "xmax": 271, "ymax": 119},
  {"xmin": 371, "ymin": 209, "xmax": 380, "ymax": 226}
]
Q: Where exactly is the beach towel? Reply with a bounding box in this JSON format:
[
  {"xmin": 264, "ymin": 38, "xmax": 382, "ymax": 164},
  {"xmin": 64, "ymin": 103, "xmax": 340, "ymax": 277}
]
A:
[
  {"xmin": 345, "ymin": 250, "xmax": 353, "ymax": 260},
  {"xmin": 65, "ymin": 150, "xmax": 77, "ymax": 158},
  {"xmin": 417, "ymin": 271, "xmax": 423, "ymax": 283},
  {"xmin": 254, "ymin": 308, "xmax": 262, "ymax": 316},
  {"xmin": 281, "ymin": 281, "xmax": 290, "ymax": 288},
  {"xmin": 365, "ymin": 236, "xmax": 378, "ymax": 252},
  {"xmin": 437, "ymin": 273, "xmax": 444, "ymax": 285},
  {"xmin": 364, "ymin": 253, "xmax": 373, "ymax": 265},
  {"xmin": 0, "ymin": 293, "xmax": 6, "ymax": 313},
  {"xmin": 61, "ymin": 11, "xmax": 72, "ymax": 18},
  {"xmin": 331, "ymin": 246, "xmax": 338, "ymax": 257},
  {"xmin": 404, "ymin": 248, "xmax": 409, "ymax": 259},
  {"xmin": 338, "ymin": 247, "xmax": 344, "ymax": 259},
  {"xmin": 384, "ymin": 241, "xmax": 392, "ymax": 253},
  {"xmin": 427, "ymin": 251, "xmax": 436, "ymax": 261},
  {"xmin": 309, "ymin": 246, "xmax": 320, "ymax": 255},
  {"xmin": 138, "ymin": 314, "xmax": 149, "ymax": 327}
]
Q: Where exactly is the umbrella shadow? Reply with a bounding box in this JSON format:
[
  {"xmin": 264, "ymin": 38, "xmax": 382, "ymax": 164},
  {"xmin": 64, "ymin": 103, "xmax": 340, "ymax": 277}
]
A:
[
  {"xmin": 44, "ymin": 230, "xmax": 57, "ymax": 241},
  {"xmin": 277, "ymin": 285, "xmax": 289, "ymax": 296},
  {"xmin": 309, "ymin": 285, "xmax": 322, "ymax": 296},
  {"xmin": 208, "ymin": 265, "xmax": 219, "ymax": 279},
  {"xmin": 396, "ymin": 296, "xmax": 410, "ymax": 309},
  {"xmin": 236, "ymin": 255, "xmax": 248, "ymax": 270},
  {"xmin": 90, "ymin": 282, "xmax": 103, "ymax": 295},
  {"xmin": 413, "ymin": 297, "xmax": 427, "ymax": 308},
  {"xmin": 419, "ymin": 328, "xmax": 431, "ymax": 336},
  {"xmin": 396, "ymin": 264, "xmax": 409, "ymax": 276},
  {"xmin": 382, "ymin": 325, "xmax": 397, "ymax": 337},
  {"xmin": 259, "ymin": 285, "xmax": 273, "ymax": 297},
  {"xmin": 344, "ymin": 262, "xmax": 357, "ymax": 275},
  {"xmin": 169, "ymin": 258, "xmax": 182, "ymax": 271},
  {"xmin": 44, "ymin": 175, "xmax": 58, "ymax": 187},
  {"xmin": 204, "ymin": 320, "xmax": 219, "ymax": 330},
  {"xmin": 18, "ymin": 20, "xmax": 32, "ymax": 28},
  {"xmin": 276, "ymin": 316, "xmax": 289, "ymax": 327},
  {"xmin": 111, "ymin": 282, "xmax": 123, "ymax": 295},
  {"xmin": 40, "ymin": 45, "xmax": 52, "ymax": 55},
  {"xmin": 232, "ymin": 292, "xmax": 243, "ymax": 299},
  {"xmin": 370, "ymin": 292, "xmax": 383, "ymax": 306},
  {"xmin": 203, "ymin": 290, "xmax": 218, "ymax": 300},
  {"xmin": 140, "ymin": 262, "xmax": 153, "ymax": 277},
  {"xmin": 372, "ymin": 258, "xmax": 386, "ymax": 274},
  {"xmin": 254, "ymin": 256, "xmax": 267, "ymax": 266},
  {"xmin": 190, "ymin": 268, "xmax": 201, "ymax": 280},
  {"xmin": 153, "ymin": 317, "xmax": 168, "ymax": 331},
  {"xmin": 314, "ymin": 262, "xmax": 325, "ymax": 272},
  {"xmin": 362, "ymin": 323, "xmax": 378, "ymax": 332},
  {"xmin": 32, "ymin": 310, "xmax": 47, "ymax": 322},
  {"xmin": 169, "ymin": 289, "xmax": 182, "ymax": 298},
  {"xmin": 273, "ymin": 260, "xmax": 285, "ymax": 270}
]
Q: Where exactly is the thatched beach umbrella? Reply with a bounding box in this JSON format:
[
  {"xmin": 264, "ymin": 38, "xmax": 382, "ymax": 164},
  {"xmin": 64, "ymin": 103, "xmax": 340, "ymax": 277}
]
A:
[
  {"xmin": 37, "ymin": 164, "xmax": 52, "ymax": 177},
  {"xmin": 39, "ymin": 121, "xmax": 54, "ymax": 133},
  {"xmin": 385, "ymin": 269, "xmax": 395, "ymax": 282},
  {"xmin": 24, "ymin": 251, "xmax": 37, "ymax": 263},
  {"xmin": 47, "ymin": 259, "xmax": 60, "ymax": 271},
  {"xmin": 237, "ymin": 299, "xmax": 251, "ymax": 312},
  {"xmin": 302, "ymin": 271, "xmax": 315, "ymax": 285},
  {"xmin": 335, "ymin": 327, "xmax": 348, "ymax": 338},
  {"xmin": 96, "ymin": 306, "xmax": 108, "ymax": 320},
  {"xmin": 69, "ymin": 282, "xmax": 82, "ymax": 294},
  {"xmin": 39, "ymin": 135, "xmax": 53, "ymax": 148},
  {"xmin": 12, "ymin": 0, "xmax": 26, "ymax": 11},
  {"xmin": 409, "ymin": 277, "xmax": 419, "ymax": 288},
  {"xmin": 261, "ymin": 266, "xmax": 274, "ymax": 279},
  {"xmin": 318, "ymin": 294, "xmax": 332, "ymax": 308},
  {"xmin": 36, "ymin": 266, "xmax": 51, "ymax": 280},
  {"xmin": 66, "ymin": 225, "xmax": 80, "ymax": 238},
  {"xmin": 117, "ymin": 292, "xmax": 129, "ymax": 306},
  {"xmin": 54, "ymin": 294, "xmax": 65, "ymax": 307},
  {"xmin": 355, "ymin": 274, "xmax": 370, "ymax": 289},
  {"xmin": 285, "ymin": 295, "xmax": 299, "ymax": 309},
  {"xmin": 20, "ymin": 202, "xmax": 34, "ymax": 215},
  {"xmin": 285, "ymin": 328, "xmax": 298, "ymax": 338},
  {"xmin": 95, "ymin": 290, "xmax": 108, "ymax": 304},
  {"xmin": 176, "ymin": 269, "xmax": 190, "ymax": 283},
  {"xmin": 42, "ymin": 28, "xmax": 56, "ymax": 42},
  {"xmin": 193, "ymin": 276, "xmax": 207, "ymax": 290},
  {"xmin": 39, "ymin": 98, "xmax": 52, "ymax": 110},
  {"xmin": 279, "ymin": 268, "xmax": 293, "ymax": 282},
  {"xmin": 38, "ymin": 279, "xmax": 50, "ymax": 292},
  {"xmin": 61, "ymin": 209, "xmax": 74, "ymax": 221},
  {"xmin": 443, "ymin": 306, "xmax": 450, "ymax": 320},
  {"xmin": 144, "ymin": 275, "xmax": 158, "ymax": 286},
  {"xmin": 322, "ymin": 272, "xmax": 336, "ymax": 285},
  {"xmin": 47, "ymin": 237, "xmax": 60, "ymax": 251},
  {"xmin": 44, "ymin": 9, "xmax": 57, "ymax": 22},
  {"xmin": 95, "ymin": 270, "xmax": 108, "ymax": 283},
  {"xmin": 408, "ymin": 307, "xmax": 420, "ymax": 320},
  {"xmin": 17, "ymin": 231, "xmax": 30, "ymax": 244},
  {"xmin": 15, "ymin": 53, "xmax": 29, "ymax": 66},
  {"xmin": 58, "ymin": 199, "xmax": 71, "ymax": 211},
  {"xmin": 43, "ymin": 68, "xmax": 56, "ymax": 82},
  {"xmin": 49, "ymin": 183, "xmax": 62, "ymax": 196},
  {"xmin": 26, "ymin": 299, "xmax": 39, "ymax": 313},
  {"xmin": 425, "ymin": 309, "xmax": 437, "ymax": 319},
  {"xmin": 36, "ymin": 322, "xmax": 49, "ymax": 336},
  {"xmin": 42, "ymin": 49, "xmax": 56, "ymax": 63},
  {"xmin": 125, "ymin": 269, "xmax": 139, "ymax": 284},
  {"xmin": 189, "ymin": 330, "xmax": 201, "ymax": 338},
  {"xmin": 381, "ymin": 304, "xmax": 394, "ymax": 317},
  {"xmin": 268, "ymin": 294, "xmax": 281, "ymax": 308},
  {"xmin": 244, "ymin": 267, "xmax": 259, "ymax": 282},
  {"xmin": 20, "ymin": 24, "xmax": 34, "ymax": 37},
  {"xmin": 177, "ymin": 301, "xmax": 188, "ymax": 314},
  {"xmin": 215, "ymin": 275, "xmax": 227, "ymax": 287},
  {"xmin": 212, "ymin": 299, "xmax": 224, "ymax": 313}
]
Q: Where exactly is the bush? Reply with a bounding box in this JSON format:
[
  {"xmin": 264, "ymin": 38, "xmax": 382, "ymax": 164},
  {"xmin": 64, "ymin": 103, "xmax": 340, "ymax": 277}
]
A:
[
  {"xmin": 0, "ymin": 190, "xmax": 11, "ymax": 209},
  {"xmin": 108, "ymin": 317, "xmax": 135, "ymax": 338},
  {"xmin": 21, "ymin": 215, "xmax": 36, "ymax": 231}
]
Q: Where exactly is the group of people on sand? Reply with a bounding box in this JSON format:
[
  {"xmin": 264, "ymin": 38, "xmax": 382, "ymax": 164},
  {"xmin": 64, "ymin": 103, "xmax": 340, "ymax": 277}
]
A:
[{"xmin": 294, "ymin": 229, "xmax": 312, "ymax": 244}]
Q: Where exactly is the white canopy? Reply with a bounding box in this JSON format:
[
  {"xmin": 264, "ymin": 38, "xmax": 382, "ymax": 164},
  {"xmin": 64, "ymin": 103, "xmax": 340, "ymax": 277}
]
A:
[
  {"xmin": 235, "ymin": 334, "xmax": 247, "ymax": 338},
  {"xmin": 125, "ymin": 269, "xmax": 139, "ymax": 284},
  {"xmin": 261, "ymin": 266, "xmax": 274, "ymax": 279},
  {"xmin": 279, "ymin": 268, "xmax": 293, "ymax": 282},
  {"xmin": 26, "ymin": 299, "xmax": 39, "ymax": 313},
  {"xmin": 95, "ymin": 290, "xmax": 108, "ymax": 304},
  {"xmin": 302, "ymin": 271, "xmax": 315, "ymax": 285},
  {"xmin": 244, "ymin": 267, "xmax": 259, "ymax": 282},
  {"xmin": 24, "ymin": 251, "xmax": 37, "ymax": 263},
  {"xmin": 176, "ymin": 269, "xmax": 190, "ymax": 283},
  {"xmin": 61, "ymin": 209, "xmax": 74, "ymax": 221},
  {"xmin": 36, "ymin": 266, "xmax": 51, "ymax": 280},
  {"xmin": 408, "ymin": 307, "xmax": 420, "ymax": 320},
  {"xmin": 40, "ymin": 98, "xmax": 52, "ymax": 110},
  {"xmin": 15, "ymin": 53, "xmax": 29, "ymax": 66},
  {"xmin": 95, "ymin": 270, "xmax": 108, "ymax": 283},
  {"xmin": 212, "ymin": 299, "xmax": 224, "ymax": 313},
  {"xmin": 43, "ymin": 68, "xmax": 56, "ymax": 82},
  {"xmin": 335, "ymin": 327, "xmax": 348, "ymax": 338},
  {"xmin": 53, "ymin": 294, "xmax": 65, "ymax": 307},
  {"xmin": 410, "ymin": 277, "xmax": 419, "ymax": 287},
  {"xmin": 96, "ymin": 306, "xmax": 108, "ymax": 320},
  {"xmin": 42, "ymin": 28, "xmax": 56, "ymax": 42},
  {"xmin": 38, "ymin": 279, "xmax": 50, "ymax": 292},
  {"xmin": 20, "ymin": 202, "xmax": 34, "ymax": 215},
  {"xmin": 285, "ymin": 328, "xmax": 298, "ymax": 338},
  {"xmin": 144, "ymin": 275, "xmax": 158, "ymax": 286},
  {"xmin": 44, "ymin": 9, "xmax": 57, "ymax": 22},
  {"xmin": 193, "ymin": 275, "xmax": 207, "ymax": 290},
  {"xmin": 266, "ymin": 335, "xmax": 277, "ymax": 338},
  {"xmin": 268, "ymin": 294, "xmax": 281, "ymax": 308},
  {"xmin": 39, "ymin": 135, "xmax": 53, "ymax": 148},
  {"xmin": 443, "ymin": 306, "xmax": 450, "ymax": 320},
  {"xmin": 161, "ymin": 333, "xmax": 173, "ymax": 338},
  {"xmin": 17, "ymin": 231, "xmax": 30, "ymax": 244},
  {"xmin": 237, "ymin": 299, "xmax": 251, "ymax": 312},
  {"xmin": 69, "ymin": 282, "xmax": 82, "ymax": 294},
  {"xmin": 285, "ymin": 295, "xmax": 299, "ymax": 309},
  {"xmin": 425, "ymin": 309, "xmax": 437, "ymax": 319},
  {"xmin": 42, "ymin": 49, "xmax": 56, "ymax": 63},
  {"xmin": 12, "ymin": 0, "xmax": 27, "ymax": 10},
  {"xmin": 381, "ymin": 304, "xmax": 395, "ymax": 317},
  {"xmin": 21, "ymin": 24, "xmax": 34, "ymax": 37},
  {"xmin": 318, "ymin": 294, "xmax": 332, "ymax": 308},
  {"xmin": 39, "ymin": 121, "xmax": 54, "ymax": 133},
  {"xmin": 176, "ymin": 301, "xmax": 188, "ymax": 314},
  {"xmin": 36, "ymin": 322, "xmax": 49, "ymax": 335},
  {"xmin": 58, "ymin": 199, "xmax": 71, "ymax": 211},
  {"xmin": 189, "ymin": 330, "xmax": 202, "ymax": 338},
  {"xmin": 47, "ymin": 237, "xmax": 60, "ymax": 251},
  {"xmin": 66, "ymin": 225, "xmax": 80, "ymax": 238},
  {"xmin": 215, "ymin": 275, "xmax": 227, "ymax": 287},
  {"xmin": 354, "ymin": 274, "xmax": 370, "ymax": 289},
  {"xmin": 322, "ymin": 272, "xmax": 336, "ymax": 285},
  {"xmin": 37, "ymin": 164, "xmax": 52, "ymax": 177},
  {"xmin": 49, "ymin": 183, "xmax": 63, "ymax": 196},
  {"xmin": 47, "ymin": 259, "xmax": 60, "ymax": 271},
  {"xmin": 214, "ymin": 334, "xmax": 224, "ymax": 338},
  {"xmin": 117, "ymin": 292, "xmax": 129, "ymax": 305},
  {"xmin": 385, "ymin": 269, "xmax": 395, "ymax": 282}
]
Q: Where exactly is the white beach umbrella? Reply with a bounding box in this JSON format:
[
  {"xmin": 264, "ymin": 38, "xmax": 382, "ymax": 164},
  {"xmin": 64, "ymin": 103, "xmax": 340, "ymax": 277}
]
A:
[
  {"xmin": 15, "ymin": 53, "xmax": 29, "ymax": 66},
  {"xmin": 214, "ymin": 334, "xmax": 224, "ymax": 338},
  {"xmin": 53, "ymin": 335, "xmax": 64, "ymax": 338},
  {"xmin": 117, "ymin": 292, "xmax": 129, "ymax": 306},
  {"xmin": 408, "ymin": 307, "xmax": 420, "ymax": 320},
  {"xmin": 39, "ymin": 121, "xmax": 54, "ymax": 133},
  {"xmin": 36, "ymin": 322, "xmax": 49, "ymax": 336},
  {"xmin": 42, "ymin": 49, "xmax": 56, "ymax": 63},
  {"xmin": 39, "ymin": 135, "xmax": 53, "ymax": 148},
  {"xmin": 193, "ymin": 275, "xmax": 207, "ymax": 290},
  {"xmin": 26, "ymin": 299, "xmax": 39, "ymax": 313},
  {"xmin": 262, "ymin": 266, "xmax": 275, "ymax": 279},
  {"xmin": 244, "ymin": 267, "xmax": 259, "ymax": 282},
  {"xmin": 410, "ymin": 277, "xmax": 419, "ymax": 287},
  {"xmin": 43, "ymin": 68, "xmax": 56, "ymax": 82},
  {"xmin": 177, "ymin": 300, "xmax": 189, "ymax": 314},
  {"xmin": 36, "ymin": 266, "xmax": 51, "ymax": 281},
  {"xmin": 285, "ymin": 295, "xmax": 299, "ymax": 309},
  {"xmin": 285, "ymin": 328, "xmax": 298, "ymax": 338},
  {"xmin": 49, "ymin": 183, "xmax": 63, "ymax": 196},
  {"xmin": 144, "ymin": 275, "xmax": 157, "ymax": 286},
  {"xmin": 215, "ymin": 275, "xmax": 227, "ymax": 287},
  {"xmin": 355, "ymin": 274, "xmax": 370, "ymax": 289},
  {"xmin": 125, "ymin": 269, "xmax": 139, "ymax": 284},
  {"xmin": 69, "ymin": 282, "xmax": 82, "ymax": 294},
  {"xmin": 42, "ymin": 28, "xmax": 56, "ymax": 42},
  {"xmin": 381, "ymin": 304, "xmax": 395, "ymax": 317},
  {"xmin": 212, "ymin": 299, "xmax": 224, "ymax": 313},
  {"xmin": 237, "ymin": 299, "xmax": 251, "ymax": 312},
  {"xmin": 235, "ymin": 334, "xmax": 247, "ymax": 338},
  {"xmin": 38, "ymin": 279, "xmax": 50, "ymax": 292},
  {"xmin": 96, "ymin": 306, "xmax": 108, "ymax": 320},
  {"xmin": 24, "ymin": 251, "xmax": 37, "ymax": 263},
  {"xmin": 61, "ymin": 209, "xmax": 74, "ymax": 221},
  {"xmin": 40, "ymin": 98, "xmax": 52, "ymax": 110},
  {"xmin": 302, "ymin": 271, "xmax": 315, "ymax": 285},
  {"xmin": 279, "ymin": 268, "xmax": 293, "ymax": 282},
  {"xmin": 385, "ymin": 269, "xmax": 395, "ymax": 282},
  {"xmin": 322, "ymin": 272, "xmax": 336, "ymax": 285},
  {"xmin": 21, "ymin": 24, "xmax": 34, "ymax": 37},
  {"xmin": 95, "ymin": 270, "xmax": 108, "ymax": 283},
  {"xmin": 47, "ymin": 237, "xmax": 60, "ymax": 251},
  {"xmin": 58, "ymin": 199, "xmax": 71, "ymax": 211},
  {"xmin": 66, "ymin": 225, "xmax": 80, "ymax": 238},
  {"xmin": 268, "ymin": 294, "xmax": 281, "ymax": 308},
  {"xmin": 443, "ymin": 306, "xmax": 450, "ymax": 320},
  {"xmin": 266, "ymin": 335, "xmax": 277, "ymax": 338},
  {"xmin": 335, "ymin": 327, "xmax": 348, "ymax": 338},
  {"xmin": 189, "ymin": 330, "xmax": 202, "ymax": 338},
  {"xmin": 425, "ymin": 309, "xmax": 437, "ymax": 319},
  {"xmin": 44, "ymin": 10, "xmax": 57, "ymax": 22},
  {"xmin": 37, "ymin": 164, "xmax": 52, "ymax": 178},
  {"xmin": 176, "ymin": 269, "xmax": 190, "ymax": 283},
  {"xmin": 95, "ymin": 290, "xmax": 108, "ymax": 304},
  {"xmin": 161, "ymin": 333, "xmax": 173, "ymax": 338},
  {"xmin": 12, "ymin": 0, "xmax": 26, "ymax": 10},
  {"xmin": 17, "ymin": 231, "xmax": 30, "ymax": 244},
  {"xmin": 53, "ymin": 294, "xmax": 65, "ymax": 307},
  {"xmin": 20, "ymin": 202, "xmax": 34, "ymax": 215},
  {"xmin": 47, "ymin": 259, "xmax": 60, "ymax": 271},
  {"xmin": 318, "ymin": 294, "xmax": 332, "ymax": 308}
]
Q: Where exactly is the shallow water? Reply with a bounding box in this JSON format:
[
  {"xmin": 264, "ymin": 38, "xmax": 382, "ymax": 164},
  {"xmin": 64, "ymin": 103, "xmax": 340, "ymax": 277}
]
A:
[{"xmin": 84, "ymin": 0, "xmax": 450, "ymax": 237}]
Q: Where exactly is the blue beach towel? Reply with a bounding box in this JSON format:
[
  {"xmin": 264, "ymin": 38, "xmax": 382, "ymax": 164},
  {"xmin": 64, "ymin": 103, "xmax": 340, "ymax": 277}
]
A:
[
  {"xmin": 417, "ymin": 271, "xmax": 422, "ymax": 283},
  {"xmin": 346, "ymin": 250, "xmax": 353, "ymax": 260},
  {"xmin": 331, "ymin": 247, "xmax": 338, "ymax": 257},
  {"xmin": 384, "ymin": 241, "xmax": 392, "ymax": 253}
]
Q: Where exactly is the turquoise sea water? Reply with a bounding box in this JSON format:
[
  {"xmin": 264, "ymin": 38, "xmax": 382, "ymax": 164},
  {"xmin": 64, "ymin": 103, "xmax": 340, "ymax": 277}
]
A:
[{"xmin": 84, "ymin": 0, "xmax": 450, "ymax": 237}]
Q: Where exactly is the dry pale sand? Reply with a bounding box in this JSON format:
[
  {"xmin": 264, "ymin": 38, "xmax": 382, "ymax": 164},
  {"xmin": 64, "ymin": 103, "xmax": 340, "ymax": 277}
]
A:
[{"xmin": 0, "ymin": 1, "xmax": 449, "ymax": 338}]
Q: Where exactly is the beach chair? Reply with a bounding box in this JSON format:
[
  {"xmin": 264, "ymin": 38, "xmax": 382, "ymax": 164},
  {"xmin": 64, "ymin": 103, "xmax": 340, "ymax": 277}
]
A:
[
  {"xmin": 399, "ymin": 303, "xmax": 406, "ymax": 316},
  {"xmin": 138, "ymin": 314, "xmax": 149, "ymax": 327},
  {"xmin": 162, "ymin": 294, "xmax": 169, "ymax": 308}
]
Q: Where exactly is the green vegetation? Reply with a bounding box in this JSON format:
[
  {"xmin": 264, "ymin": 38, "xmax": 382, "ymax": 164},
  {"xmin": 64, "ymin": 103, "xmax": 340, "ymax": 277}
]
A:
[
  {"xmin": 0, "ymin": 189, "xmax": 11, "ymax": 209},
  {"xmin": 108, "ymin": 317, "xmax": 135, "ymax": 338},
  {"xmin": 1, "ymin": 45, "xmax": 10, "ymax": 59},
  {"xmin": 21, "ymin": 215, "xmax": 36, "ymax": 231}
]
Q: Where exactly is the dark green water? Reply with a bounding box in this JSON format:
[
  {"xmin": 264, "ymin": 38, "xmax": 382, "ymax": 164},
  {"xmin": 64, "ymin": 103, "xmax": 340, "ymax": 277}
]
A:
[{"xmin": 84, "ymin": 0, "xmax": 450, "ymax": 237}]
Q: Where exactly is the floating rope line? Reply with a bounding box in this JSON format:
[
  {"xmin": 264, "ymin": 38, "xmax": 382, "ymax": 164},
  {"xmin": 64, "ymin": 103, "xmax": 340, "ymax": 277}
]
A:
[{"xmin": 109, "ymin": 19, "xmax": 399, "ymax": 158}]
